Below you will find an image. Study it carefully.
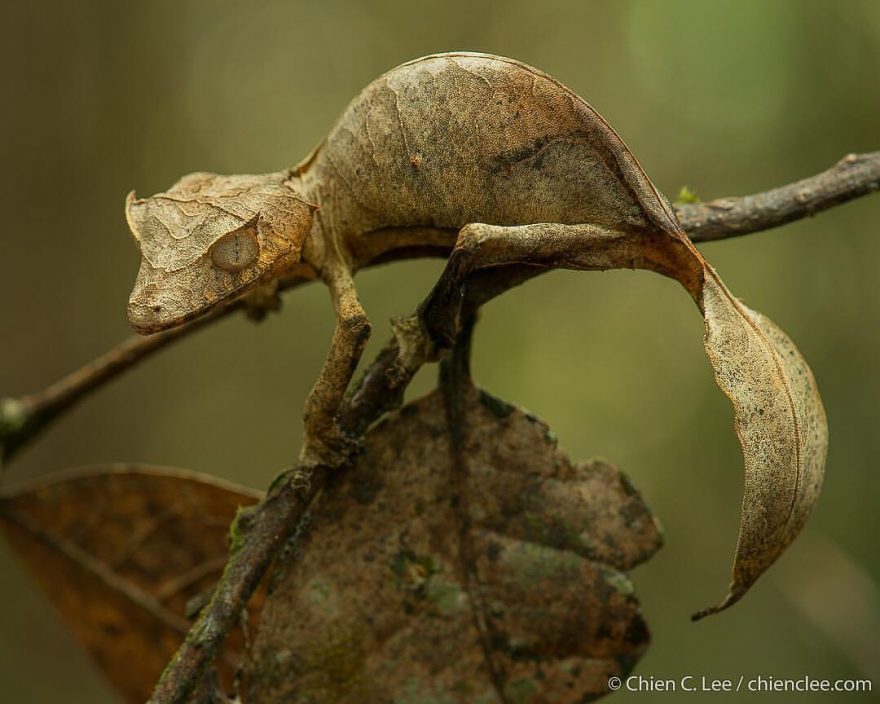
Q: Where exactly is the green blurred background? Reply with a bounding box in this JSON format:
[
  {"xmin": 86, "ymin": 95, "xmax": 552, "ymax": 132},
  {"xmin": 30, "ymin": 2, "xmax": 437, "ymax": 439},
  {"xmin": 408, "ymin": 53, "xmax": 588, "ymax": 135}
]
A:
[{"xmin": 1, "ymin": 1, "xmax": 878, "ymax": 701}]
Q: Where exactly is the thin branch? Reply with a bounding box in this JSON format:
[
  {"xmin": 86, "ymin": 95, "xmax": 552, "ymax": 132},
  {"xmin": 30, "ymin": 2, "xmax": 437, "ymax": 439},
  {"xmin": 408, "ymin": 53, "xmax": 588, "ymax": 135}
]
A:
[
  {"xmin": 0, "ymin": 307, "xmax": 231, "ymax": 465},
  {"xmin": 1, "ymin": 151, "xmax": 877, "ymax": 466},
  {"xmin": 0, "ymin": 273, "xmax": 314, "ymax": 465},
  {"xmin": 678, "ymin": 151, "xmax": 880, "ymax": 242}
]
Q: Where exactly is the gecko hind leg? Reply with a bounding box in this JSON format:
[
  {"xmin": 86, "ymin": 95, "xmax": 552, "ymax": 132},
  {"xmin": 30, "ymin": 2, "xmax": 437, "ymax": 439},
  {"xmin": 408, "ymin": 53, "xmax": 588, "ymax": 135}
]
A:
[
  {"xmin": 419, "ymin": 222, "xmax": 639, "ymax": 347},
  {"xmin": 299, "ymin": 263, "xmax": 371, "ymax": 468}
]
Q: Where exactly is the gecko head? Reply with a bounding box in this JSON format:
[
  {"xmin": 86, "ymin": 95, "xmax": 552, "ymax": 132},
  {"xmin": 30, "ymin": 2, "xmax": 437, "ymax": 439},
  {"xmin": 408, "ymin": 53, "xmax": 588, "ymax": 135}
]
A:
[{"xmin": 124, "ymin": 171, "xmax": 316, "ymax": 334}]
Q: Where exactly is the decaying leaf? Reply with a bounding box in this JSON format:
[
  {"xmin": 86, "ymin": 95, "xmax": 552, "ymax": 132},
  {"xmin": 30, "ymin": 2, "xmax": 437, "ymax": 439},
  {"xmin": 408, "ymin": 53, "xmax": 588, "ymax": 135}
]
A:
[
  {"xmin": 248, "ymin": 385, "xmax": 663, "ymax": 703},
  {"xmin": 0, "ymin": 465, "xmax": 263, "ymax": 703},
  {"xmin": 692, "ymin": 275, "xmax": 827, "ymax": 618}
]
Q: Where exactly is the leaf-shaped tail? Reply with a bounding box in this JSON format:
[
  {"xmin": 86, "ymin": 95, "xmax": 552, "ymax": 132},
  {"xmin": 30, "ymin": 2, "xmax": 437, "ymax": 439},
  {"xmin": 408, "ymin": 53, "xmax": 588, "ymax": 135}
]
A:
[{"xmin": 692, "ymin": 270, "xmax": 828, "ymax": 620}]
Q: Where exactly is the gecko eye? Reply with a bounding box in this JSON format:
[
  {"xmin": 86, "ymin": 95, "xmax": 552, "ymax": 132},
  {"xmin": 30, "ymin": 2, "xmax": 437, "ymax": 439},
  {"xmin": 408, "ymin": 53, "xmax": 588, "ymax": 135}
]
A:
[{"xmin": 210, "ymin": 221, "xmax": 260, "ymax": 273}]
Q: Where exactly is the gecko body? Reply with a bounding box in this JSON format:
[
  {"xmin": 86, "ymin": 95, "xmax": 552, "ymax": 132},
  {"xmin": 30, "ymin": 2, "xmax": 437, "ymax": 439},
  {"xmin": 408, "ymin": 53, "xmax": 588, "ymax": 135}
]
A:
[
  {"xmin": 126, "ymin": 52, "xmax": 689, "ymax": 463},
  {"xmin": 300, "ymin": 52, "xmax": 677, "ymax": 264}
]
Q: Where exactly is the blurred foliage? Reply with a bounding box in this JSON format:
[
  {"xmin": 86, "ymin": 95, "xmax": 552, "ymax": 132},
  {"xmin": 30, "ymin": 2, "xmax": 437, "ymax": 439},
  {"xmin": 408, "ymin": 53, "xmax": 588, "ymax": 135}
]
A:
[{"xmin": 0, "ymin": 1, "xmax": 878, "ymax": 702}]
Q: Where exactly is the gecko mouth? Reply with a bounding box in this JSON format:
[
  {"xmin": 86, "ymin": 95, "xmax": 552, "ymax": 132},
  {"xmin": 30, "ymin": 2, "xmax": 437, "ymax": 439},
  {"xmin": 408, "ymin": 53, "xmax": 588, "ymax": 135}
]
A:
[
  {"xmin": 127, "ymin": 297, "xmax": 213, "ymax": 335},
  {"xmin": 126, "ymin": 262, "xmax": 233, "ymax": 335},
  {"xmin": 127, "ymin": 290, "xmax": 213, "ymax": 335},
  {"xmin": 126, "ymin": 258, "xmax": 283, "ymax": 335}
]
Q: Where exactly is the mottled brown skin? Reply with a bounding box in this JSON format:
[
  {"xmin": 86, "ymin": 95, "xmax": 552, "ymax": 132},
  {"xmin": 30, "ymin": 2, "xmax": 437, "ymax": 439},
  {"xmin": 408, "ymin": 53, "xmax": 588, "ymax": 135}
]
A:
[
  {"xmin": 126, "ymin": 54, "xmax": 826, "ymax": 618},
  {"xmin": 300, "ymin": 52, "xmax": 677, "ymax": 259}
]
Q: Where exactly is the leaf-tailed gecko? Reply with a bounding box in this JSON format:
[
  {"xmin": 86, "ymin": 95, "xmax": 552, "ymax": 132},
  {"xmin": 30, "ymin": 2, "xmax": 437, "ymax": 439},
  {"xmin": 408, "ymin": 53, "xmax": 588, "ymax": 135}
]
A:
[
  {"xmin": 125, "ymin": 53, "xmax": 825, "ymax": 622},
  {"xmin": 125, "ymin": 53, "xmax": 679, "ymax": 461}
]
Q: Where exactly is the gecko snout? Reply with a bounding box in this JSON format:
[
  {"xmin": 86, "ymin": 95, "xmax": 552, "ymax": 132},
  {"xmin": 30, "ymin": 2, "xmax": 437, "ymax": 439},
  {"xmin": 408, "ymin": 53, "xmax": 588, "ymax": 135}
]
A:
[
  {"xmin": 127, "ymin": 284, "xmax": 173, "ymax": 335},
  {"xmin": 126, "ymin": 262, "xmax": 191, "ymax": 335}
]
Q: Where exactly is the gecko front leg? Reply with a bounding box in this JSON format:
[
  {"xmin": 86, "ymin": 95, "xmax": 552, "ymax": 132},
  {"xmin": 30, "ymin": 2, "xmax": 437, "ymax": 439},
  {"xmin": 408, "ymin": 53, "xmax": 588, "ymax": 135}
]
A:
[{"xmin": 299, "ymin": 262, "xmax": 371, "ymax": 468}]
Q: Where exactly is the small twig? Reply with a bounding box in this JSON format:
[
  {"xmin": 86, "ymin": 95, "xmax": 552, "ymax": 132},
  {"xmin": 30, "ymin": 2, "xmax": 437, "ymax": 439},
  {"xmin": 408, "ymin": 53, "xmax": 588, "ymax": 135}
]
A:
[
  {"xmin": 0, "ymin": 308, "xmax": 230, "ymax": 465},
  {"xmin": 2, "ymin": 152, "xmax": 877, "ymax": 466},
  {"xmin": 678, "ymin": 152, "xmax": 880, "ymax": 242}
]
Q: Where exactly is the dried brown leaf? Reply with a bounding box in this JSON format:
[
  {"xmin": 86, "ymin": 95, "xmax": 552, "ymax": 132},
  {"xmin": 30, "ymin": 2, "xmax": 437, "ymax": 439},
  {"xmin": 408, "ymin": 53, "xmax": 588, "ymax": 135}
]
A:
[
  {"xmin": 0, "ymin": 465, "xmax": 263, "ymax": 703},
  {"xmin": 247, "ymin": 386, "xmax": 663, "ymax": 703},
  {"xmin": 692, "ymin": 275, "xmax": 827, "ymax": 618}
]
